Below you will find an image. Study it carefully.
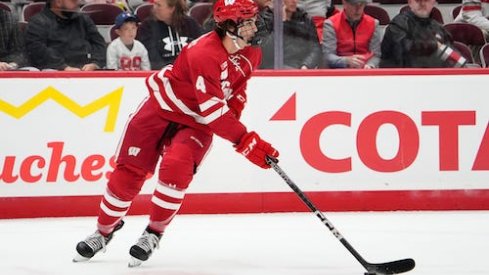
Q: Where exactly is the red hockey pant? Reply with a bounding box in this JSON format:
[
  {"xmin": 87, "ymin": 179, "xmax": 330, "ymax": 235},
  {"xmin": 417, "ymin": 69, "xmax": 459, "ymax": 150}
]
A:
[{"xmin": 97, "ymin": 98, "xmax": 212, "ymax": 235}]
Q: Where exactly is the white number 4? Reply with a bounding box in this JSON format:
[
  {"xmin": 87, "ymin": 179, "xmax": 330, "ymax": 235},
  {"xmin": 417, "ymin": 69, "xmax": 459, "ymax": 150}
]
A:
[{"xmin": 196, "ymin": 76, "xmax": 206, "ymax": 93}]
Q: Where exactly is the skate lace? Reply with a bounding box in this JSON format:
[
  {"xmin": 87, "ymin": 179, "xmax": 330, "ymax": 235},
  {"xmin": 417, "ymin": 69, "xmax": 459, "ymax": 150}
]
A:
[
  {"xmin": 85, "ymin": 232, "xmax": 107, "ymax": 253},
  {"xmin": 136, "ymin": 232, "xmax": 160, "ymax": 253}
]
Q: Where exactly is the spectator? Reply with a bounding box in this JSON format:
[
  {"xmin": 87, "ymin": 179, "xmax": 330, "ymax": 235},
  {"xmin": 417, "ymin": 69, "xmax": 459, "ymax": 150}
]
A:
[
  {"xmin": 107, "ymin": 12, "xmax": 150, "ymax": 70},
  {"xmin": 0, "ymin": 9, "xmax": 28, "ymax": 71},
  {"xmin": 260, "ymin": 0, "xmax": 321, "ymax": 69},
  {"xmin": 298, "ymin": 0, "xmax": 336, "ymax": 18},
  {"xmin": 136, "ymin": 0, "xmax": 203, "ymax": 70},
  {"xmin": 380, "ymin": 0, "xmax": 467, "ymax": 68},
  {"xmin": 24, "ymin": 0, "xmax": 107, "ymax": 71},
  {"xmin": 298, "ymin": 0, "xmax": 338, "ymax": 43},
  {"xmin": 322, "ymin": 0, "xmax": 382, "ymax": 69},
  {"xmin": 454, "ymin": 0, "xmax": 489, "ymax": 39}
]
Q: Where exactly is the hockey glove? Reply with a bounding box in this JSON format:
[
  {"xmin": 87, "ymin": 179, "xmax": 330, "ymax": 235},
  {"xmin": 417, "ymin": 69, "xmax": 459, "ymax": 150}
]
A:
[
  {"xmin": 227, "ymin": 93, "xmax": 246, "ymax": 119},
  {"xmin": 235, "ymin": 131, "xmax": 279, "ymax": 169}
]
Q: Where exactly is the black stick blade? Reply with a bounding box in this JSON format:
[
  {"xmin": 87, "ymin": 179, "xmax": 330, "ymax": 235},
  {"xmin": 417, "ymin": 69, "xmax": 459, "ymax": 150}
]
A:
[{"xmin": 367, "ymin": 258, "xmax": 415, "ymax": 274}]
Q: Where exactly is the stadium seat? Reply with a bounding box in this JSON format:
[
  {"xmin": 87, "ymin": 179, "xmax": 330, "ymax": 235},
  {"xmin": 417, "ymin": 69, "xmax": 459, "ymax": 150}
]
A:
[
  {"xmin": 0, "ymin": 2, "xmax": 13, "ymax": 12},
  {"xmin": 444, "ymin": 23, "xmax": 486, "ymax": 47},
  {"xmin": 109, "ymin": 24, "xmax": 118, "ymax": 41},
  {"xmin": 22, "ymin": 2, "xmax": 45, "ymax": 22},
  {"xmin": 364, "ymin": 5, "xmax": 390, "ymax": 25},
  {"xmin": 135, "ymin": 2, "xmax": 152, "ymax": 22},
  {"xmin": 188, "ymin": 2, "xmax": 213, "ymax": 27},
  {"xmin": 80, "ymin": 3, "xmax": 123, "ymax": 25},
  {"xmin": 399, "ymin": 5, "xmax": 444, "ymax": 24},
  {"xmin": 452, "ymin": 5, "xmax": 462, "ymax": 19},
  {"xmin": 453, "ymin": 41, "xmax": 475, "ymax": 64},
  {"xmin": 479, "ymin": 43, "xmax": 489, "ymax": 67},
  {"xmin": 379, "ymin": 0, "xmax": 405, "ymax": 4}
]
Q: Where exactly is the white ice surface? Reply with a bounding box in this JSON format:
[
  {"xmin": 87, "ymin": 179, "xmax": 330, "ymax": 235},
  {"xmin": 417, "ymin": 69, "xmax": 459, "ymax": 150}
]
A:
[{"xmin": 1, "ymin": 211, "xmax": 488, "ymax": 275}]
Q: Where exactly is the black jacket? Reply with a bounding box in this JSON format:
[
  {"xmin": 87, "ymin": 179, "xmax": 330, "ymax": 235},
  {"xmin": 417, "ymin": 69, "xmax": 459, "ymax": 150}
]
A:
[
  {"xmin": 260, "ymin": 8, "xmax": 321, "ymax": 69},
  {"xmin": 0, "ymin": 9, "xmax": 28, "ymax": 67},
  {"xmin": 137, "ymin": 16, "xmax": 203, "ymax": 70},
  {"xmin": 24, "ymin": 7, "xmax": 106, "ymax": 70},
  {"xmin": 380, "ymin": 11, "xmax": 455, "ymax": 68}
]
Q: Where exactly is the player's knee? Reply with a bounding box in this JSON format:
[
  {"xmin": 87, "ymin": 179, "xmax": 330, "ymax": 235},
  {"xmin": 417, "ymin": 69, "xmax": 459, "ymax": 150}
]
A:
[
  {"xmin": 159, "ymin": 149, "xmax": 195, "ymax": 190},
  {"xmin": 107, "ymin": 163, "xmax": 148, "ymax": 200}
]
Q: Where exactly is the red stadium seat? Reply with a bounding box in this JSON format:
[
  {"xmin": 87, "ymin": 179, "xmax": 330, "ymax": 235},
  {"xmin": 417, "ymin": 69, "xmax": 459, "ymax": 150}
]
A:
[
  {"xmin": 135, "ymin": 2, "xmax": 153, "ymax": 22},
  {"xmin": 452, "ymin": 5, "xmax": 462, "ymax": 19},
  {"xmin": 80, "ymin": 3, "xmax": 123, "ymax": 25},
  {"xmin": 444, "ymin": 23, "xmax": 486, "ymax": 47},
  {"xmin": 188, "ymin": 2, "xmax": 213, "ymax": 27},
  {"xmin": 364, "ymin": 5, "xmax": 390, "ymax": 25},
  {"xmin": 0, "ymin": 2, "xmax": 13, "ymax": 12},
  {"xmin": 22, "ymin": 2, "xmax": 45, "ymax": 22},
  {"xmin": 453, "ymin": 41, "xmax": 475, "ymax": 64},
  {"xmin": 479, "ymin": 43, "xmax": 489, "ymax": 67},
  {"xmin": 109, "ymin": 24, "xmax": 119, "ymax": 41}
]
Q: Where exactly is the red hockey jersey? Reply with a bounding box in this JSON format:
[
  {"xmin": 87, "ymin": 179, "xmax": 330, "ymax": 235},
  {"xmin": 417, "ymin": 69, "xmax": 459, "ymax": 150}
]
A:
[{"xmin": 146, "ymin": 31, "xmax": 262, "ymax": 144}]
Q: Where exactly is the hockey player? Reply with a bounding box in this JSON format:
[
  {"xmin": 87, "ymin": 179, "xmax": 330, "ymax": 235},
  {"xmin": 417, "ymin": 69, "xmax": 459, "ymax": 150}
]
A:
[
  {"xmin": 454, "ymin": 0, "xmax": 489, "ymax": 38},
  {"xmin": 73, "ymin": 0, "xmax": 279, "ymax": 268}
]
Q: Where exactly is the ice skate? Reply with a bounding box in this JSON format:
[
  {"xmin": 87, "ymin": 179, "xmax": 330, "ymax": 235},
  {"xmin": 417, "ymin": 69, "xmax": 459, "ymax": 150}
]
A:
[
  {"xmin": 128, "ymin": 227, "xmax": 162, "ymax": 267},
  {"xmin": 73, "ymin": 220, "xmax": 124, "ymax": 262}
]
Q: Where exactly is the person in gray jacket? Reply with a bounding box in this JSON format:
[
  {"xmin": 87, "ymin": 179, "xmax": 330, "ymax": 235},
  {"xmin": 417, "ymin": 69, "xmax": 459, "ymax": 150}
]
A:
[{"xmin": 260, "ymin": 0, "xmax": 321, "ymax": 69}]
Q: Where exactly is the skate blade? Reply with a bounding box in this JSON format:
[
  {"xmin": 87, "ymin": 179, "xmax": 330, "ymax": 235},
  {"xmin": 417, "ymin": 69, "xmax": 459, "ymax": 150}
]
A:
[
  {"xmin": 72, "ymin": 253, "xmax": 90, "ymax": 263},
  {"xmin": 128, "ymin": 257, "xmax": 143, "ymax": 268}
]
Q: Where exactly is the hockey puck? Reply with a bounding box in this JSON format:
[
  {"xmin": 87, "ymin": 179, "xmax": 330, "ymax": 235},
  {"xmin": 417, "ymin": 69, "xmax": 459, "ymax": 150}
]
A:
[{"xmin": 364, "ymin": 273, "xmax": 377, "ymax": 275}]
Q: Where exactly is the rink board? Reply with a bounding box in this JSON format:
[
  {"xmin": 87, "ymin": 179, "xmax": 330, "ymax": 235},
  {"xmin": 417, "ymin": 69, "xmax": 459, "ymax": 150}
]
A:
[{"xmin": 0, "ymin": 69, "xmax": 488, "ymax": 218}]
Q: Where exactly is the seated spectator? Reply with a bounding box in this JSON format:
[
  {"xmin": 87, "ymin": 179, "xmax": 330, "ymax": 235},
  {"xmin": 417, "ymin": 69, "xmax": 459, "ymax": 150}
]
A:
[
  {"xmin": 260, "ymin": 0, "xmax": 321, "ymax": 69},
  {"xmin": 0, "ymin": 9, "xmax": 29, "ymax": 71},
  {"xmin": 24, "ymin": 0, "xmax": 107, "ymax": 71},
  {"xmin": 322, "ymin": 0, "xmax": 381, "ymax": 69},
  {"xmin": 380, "ymin": 0, "xmax": 467, "ymax": 68},
  {"xmin": 107, "ymin": 12, "xmax": 150, "ymax": 70},
  {"xmin": 454, "ymin": 0, "xmax": 489, "ymax": 39},
  {"xmin": 299, "ymin": 0, "xmax": 336, "ymax": 18},
  {"xmin": 299, "ymin": 0, "xmax": 338, "ymax": 43},
  {"xmin": 136, "ymin": 0, "xmax": 203, "ymax": 70}
]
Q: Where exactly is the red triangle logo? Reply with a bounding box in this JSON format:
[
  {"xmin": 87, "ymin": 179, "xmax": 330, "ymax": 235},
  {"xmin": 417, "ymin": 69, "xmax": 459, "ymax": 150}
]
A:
[{"xmin": 270, "ymin": 93, "xmax": 296, "ymax": 121}]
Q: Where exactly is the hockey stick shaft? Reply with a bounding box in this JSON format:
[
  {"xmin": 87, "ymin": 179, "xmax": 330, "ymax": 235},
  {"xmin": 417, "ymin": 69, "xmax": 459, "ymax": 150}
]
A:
[
  {"xmin": 266, "ymin": 156, "xmax": 415, "ymax": 274},
  {"xmin": 266, "ymin": 157, "xmax": 370, "ymax": 267}
]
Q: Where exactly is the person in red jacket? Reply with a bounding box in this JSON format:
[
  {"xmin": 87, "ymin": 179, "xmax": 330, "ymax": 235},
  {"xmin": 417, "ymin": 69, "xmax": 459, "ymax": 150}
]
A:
[
  {"xmin": 73, "ymin": 0, "xmax": 279, "ymax": 268},
  {"xmin": 322, "ymin": 0, "xmax": 382, "ymax": 68}
]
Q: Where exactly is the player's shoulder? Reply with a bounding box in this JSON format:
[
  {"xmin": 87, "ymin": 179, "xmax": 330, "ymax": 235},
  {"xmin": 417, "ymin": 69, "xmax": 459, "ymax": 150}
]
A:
[{"xmin": 186, "ymin": 32, "xmax": 228, "ymax": 64}]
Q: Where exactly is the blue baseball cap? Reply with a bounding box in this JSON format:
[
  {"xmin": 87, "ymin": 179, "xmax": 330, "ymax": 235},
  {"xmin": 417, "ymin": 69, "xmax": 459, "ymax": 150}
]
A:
[{"xmin": 114, "ymin": 12, "xmax": 139, "ymax": 29}]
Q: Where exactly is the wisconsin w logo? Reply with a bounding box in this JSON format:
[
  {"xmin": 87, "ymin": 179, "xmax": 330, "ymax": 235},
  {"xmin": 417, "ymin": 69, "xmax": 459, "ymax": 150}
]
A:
[{"xmin": 128, "ymin": 146, "xmax": 141, "ymax": 156}]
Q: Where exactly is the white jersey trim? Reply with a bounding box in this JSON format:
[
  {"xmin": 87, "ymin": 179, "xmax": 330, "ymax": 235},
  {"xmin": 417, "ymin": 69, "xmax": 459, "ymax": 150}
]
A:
[{"xmin": 152, "ymin": 66, "xmax": 231, "ymax": 125}]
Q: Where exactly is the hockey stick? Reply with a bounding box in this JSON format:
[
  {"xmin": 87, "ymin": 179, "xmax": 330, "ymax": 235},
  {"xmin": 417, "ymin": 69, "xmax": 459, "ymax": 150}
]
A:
[{"xmin": 266, "ymin": 156, "xmax": 415, "ymax": 275}]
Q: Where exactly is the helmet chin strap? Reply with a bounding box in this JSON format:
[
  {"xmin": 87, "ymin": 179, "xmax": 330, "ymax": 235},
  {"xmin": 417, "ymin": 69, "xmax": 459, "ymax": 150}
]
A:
[
  {"xmin": 226, "ymin": 32, "xmax": 244, "ymax": 50},
  {"xmin": 226, "ymin": 27, "xmax": 251, "ymax": 51}
]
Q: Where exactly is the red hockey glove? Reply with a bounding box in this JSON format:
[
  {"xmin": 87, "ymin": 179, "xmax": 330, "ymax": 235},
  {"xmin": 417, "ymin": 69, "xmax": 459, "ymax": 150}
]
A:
[
  {"xmin": 227, "ymin": 93, "xmax": 246, "ymax": 119},
  {"xmin": 235, "ymin": 131, "xmax": 279, "ymax": 169}
]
